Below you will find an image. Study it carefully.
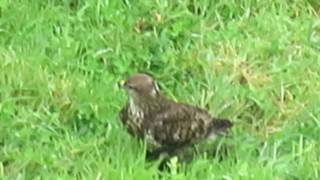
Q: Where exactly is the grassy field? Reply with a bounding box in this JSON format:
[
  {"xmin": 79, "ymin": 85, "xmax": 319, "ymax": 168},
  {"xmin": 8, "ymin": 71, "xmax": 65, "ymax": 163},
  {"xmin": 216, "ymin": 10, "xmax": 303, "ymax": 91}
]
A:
[{"xmin": 1, "ymin": 0, "xmax": 320, "ymax": 179}]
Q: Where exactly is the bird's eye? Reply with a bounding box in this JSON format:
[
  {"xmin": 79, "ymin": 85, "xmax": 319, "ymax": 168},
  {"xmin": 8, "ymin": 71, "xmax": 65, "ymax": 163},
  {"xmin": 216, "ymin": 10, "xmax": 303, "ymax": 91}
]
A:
[{"xmin": 127, "ymin": 85, "xmax": 136, "ymax": 90}]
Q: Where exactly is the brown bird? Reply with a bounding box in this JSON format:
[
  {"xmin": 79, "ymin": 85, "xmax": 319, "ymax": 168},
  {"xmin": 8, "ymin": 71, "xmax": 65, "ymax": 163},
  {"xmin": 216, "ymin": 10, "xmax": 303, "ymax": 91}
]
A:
[{"xmin": 119, "ymin": 73, "xmax": 232, "ymax": 159}]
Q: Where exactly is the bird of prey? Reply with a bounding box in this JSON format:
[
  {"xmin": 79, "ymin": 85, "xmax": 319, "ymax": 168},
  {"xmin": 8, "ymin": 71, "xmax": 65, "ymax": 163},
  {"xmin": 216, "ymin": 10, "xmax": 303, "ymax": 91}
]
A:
[{"xmin": 119, "ymin": 73, "xmax": 232, "ymax": 159}]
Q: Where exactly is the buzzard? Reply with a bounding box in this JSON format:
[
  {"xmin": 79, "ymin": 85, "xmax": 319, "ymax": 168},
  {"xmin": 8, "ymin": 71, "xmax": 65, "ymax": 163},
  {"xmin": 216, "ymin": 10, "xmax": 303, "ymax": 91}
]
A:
[{"xmin": 119, "ymin": 73, "xmax": 232, "ymax": 159}]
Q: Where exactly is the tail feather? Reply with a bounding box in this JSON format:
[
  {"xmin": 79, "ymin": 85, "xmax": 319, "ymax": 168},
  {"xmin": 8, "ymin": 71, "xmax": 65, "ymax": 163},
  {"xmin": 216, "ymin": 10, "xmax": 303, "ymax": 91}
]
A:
[{"xmin": 211, "ymin": 118, "xmax": 233, "ymax": 134}]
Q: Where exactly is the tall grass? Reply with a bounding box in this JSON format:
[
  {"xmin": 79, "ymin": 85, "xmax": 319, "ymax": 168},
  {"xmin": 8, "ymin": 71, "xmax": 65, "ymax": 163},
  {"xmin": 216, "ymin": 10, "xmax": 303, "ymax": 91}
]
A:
[{"xmin": 0, "ymin": 0, "xmax": 319, "ymax": 179}]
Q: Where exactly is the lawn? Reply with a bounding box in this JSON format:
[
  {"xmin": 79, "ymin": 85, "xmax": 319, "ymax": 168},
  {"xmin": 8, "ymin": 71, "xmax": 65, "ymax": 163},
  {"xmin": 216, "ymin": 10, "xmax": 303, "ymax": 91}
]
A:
[{"xmin": 0, "ymin": 0, "xmax": 320, "ymax": 179}]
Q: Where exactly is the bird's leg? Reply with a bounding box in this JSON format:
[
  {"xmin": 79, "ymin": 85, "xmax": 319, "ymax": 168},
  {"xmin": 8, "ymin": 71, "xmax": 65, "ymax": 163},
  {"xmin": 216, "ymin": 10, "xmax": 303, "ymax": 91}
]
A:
[
  {"xmin": 147, "ymin": 145, "xmax": 194, "ymax": 163},
  {"xmin": 146, "ymin": 146, "xmax": 174, "ymax": 160},
  {"xmin": 146, "ymin": 146, "xmax": 182, "ymax": 171}
]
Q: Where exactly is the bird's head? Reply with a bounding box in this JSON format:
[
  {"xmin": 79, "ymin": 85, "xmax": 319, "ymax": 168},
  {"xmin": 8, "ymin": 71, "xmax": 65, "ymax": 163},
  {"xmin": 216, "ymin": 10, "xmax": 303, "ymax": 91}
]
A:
[{"xmin": 122, "ymin": 73, "xmax": 160, "ymax": 101}]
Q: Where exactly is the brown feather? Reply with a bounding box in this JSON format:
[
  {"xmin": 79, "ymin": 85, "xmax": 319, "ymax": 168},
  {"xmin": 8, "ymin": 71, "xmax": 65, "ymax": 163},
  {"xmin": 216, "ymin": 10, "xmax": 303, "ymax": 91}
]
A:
[{"xmin": 119, "ymin": 73, "xmax": 233, "ymax": 155}]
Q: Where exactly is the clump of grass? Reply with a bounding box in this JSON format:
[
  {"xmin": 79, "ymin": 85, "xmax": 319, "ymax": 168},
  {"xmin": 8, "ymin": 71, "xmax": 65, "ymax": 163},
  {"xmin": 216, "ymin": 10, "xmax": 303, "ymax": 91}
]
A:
[{"xmin": 1, "ymin": 0, "xmax": 320, "ymax": 179}]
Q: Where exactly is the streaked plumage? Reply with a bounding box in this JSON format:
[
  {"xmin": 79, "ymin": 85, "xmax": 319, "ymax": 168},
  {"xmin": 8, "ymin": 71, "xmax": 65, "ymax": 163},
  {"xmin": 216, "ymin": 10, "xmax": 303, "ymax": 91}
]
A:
[{"xmin": 119, "ymin": 73, "xmax": 232, "ymax": 157}]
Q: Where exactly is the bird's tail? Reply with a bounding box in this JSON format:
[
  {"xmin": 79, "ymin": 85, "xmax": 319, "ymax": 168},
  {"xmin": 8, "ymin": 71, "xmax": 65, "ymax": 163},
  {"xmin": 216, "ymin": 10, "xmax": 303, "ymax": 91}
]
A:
[{"xmin": 211, "ymin": 118, "xmax": 233, "ymax": 134}]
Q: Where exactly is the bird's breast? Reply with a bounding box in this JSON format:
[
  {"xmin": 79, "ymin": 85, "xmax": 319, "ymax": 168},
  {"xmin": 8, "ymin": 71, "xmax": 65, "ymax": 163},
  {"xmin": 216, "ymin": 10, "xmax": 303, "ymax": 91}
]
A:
[{"xmin": 126, "ymin": 99, "xmax": 145, "ymax": 135}]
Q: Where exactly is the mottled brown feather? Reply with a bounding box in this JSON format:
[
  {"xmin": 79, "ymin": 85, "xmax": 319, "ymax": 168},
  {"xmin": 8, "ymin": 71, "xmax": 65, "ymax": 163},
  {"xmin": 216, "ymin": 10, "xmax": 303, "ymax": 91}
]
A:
[{"xmin": 119, "ymin": 73, "xmax": 233, "ymax": 154}]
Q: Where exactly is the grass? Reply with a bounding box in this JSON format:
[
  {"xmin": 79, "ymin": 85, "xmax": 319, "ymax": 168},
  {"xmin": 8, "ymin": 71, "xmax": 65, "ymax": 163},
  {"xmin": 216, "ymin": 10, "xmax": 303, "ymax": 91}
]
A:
[{"xmin": 1, "ymin": 0, "xmax": 320, "ymax": 179}]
